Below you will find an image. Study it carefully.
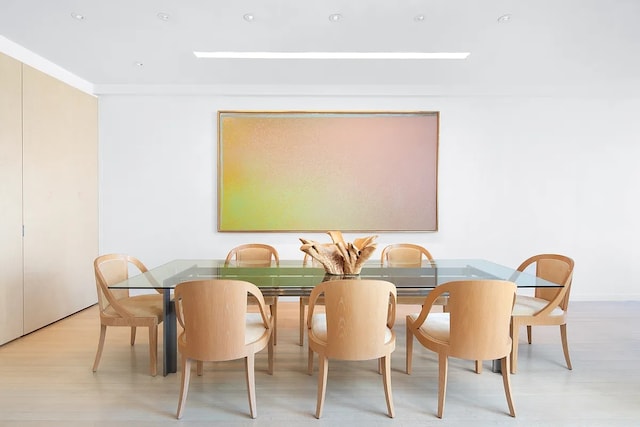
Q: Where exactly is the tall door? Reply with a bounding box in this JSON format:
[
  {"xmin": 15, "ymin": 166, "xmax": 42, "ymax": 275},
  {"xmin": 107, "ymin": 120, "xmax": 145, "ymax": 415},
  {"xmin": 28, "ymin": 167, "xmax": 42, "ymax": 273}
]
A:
[
  {"xmin": 22, "ymin": 65, "xmax": 98, "ymax": 333},
  {"xmin": 0, "ymin": 53, "xmax": 24, "ymax": 344}
]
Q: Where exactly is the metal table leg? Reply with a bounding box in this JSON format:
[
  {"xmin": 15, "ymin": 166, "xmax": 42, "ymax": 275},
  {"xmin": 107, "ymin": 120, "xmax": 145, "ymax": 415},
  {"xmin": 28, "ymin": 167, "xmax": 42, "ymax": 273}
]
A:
[{"xmin": 162, "ymin": 291, "xmax": 177, "ymax": 375}]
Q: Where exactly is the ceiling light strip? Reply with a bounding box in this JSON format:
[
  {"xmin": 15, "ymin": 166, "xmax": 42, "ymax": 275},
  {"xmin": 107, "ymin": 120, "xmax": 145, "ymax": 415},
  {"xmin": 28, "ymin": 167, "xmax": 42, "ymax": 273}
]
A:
[{"xmin": 193, "ymin": 51, "xmax": 470, "ymax": 60}]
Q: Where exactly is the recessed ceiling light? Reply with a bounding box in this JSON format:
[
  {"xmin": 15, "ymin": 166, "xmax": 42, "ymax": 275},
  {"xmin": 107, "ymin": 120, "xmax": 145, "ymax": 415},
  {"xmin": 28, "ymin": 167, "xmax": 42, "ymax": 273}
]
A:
[
  {"xmin": 157, "ymin": 12, "xmax": 170, "ymax": 21},
  {"xmin": 414, "ymin": 14, "xmax": 426, "ymax": 22},
  {"xmin": 243, "ymin": 13, "xmax": 255, "ymax": 22},
  {"xmin": 328, "ymin": 13, "xmax": 342, "ymax": 22},
  {"xmin": 194, "ymin": 51, "xmax": 470, "ymax": 60},
  {"xmin": 134, "ymin": 61, "xmax": 144, "ymax": 67},
  {"xmin": 70, "ymin": 12, "xmax": 85, "ymax": 21},
  {"xmin": 497, "ymin": 14, "xmax": 512, "ymax": 23}
]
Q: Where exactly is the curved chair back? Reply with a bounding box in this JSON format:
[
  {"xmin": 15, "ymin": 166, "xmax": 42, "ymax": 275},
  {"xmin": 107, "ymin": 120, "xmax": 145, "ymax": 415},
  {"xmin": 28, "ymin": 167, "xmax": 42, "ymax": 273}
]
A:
[
  {"xmin": 380, "ymin": 243, "xmax": 434, "ymax": 267},
  {"xmin": 175, "ymin": 280, "xmax": 271, "ymax": 362},
  {"xmin": 225, "ymin": 243, "xmax": 280, "ymax": 267},
  {"xmin": 446, "ymin": 280, "xmax": 516, "ymax": 361},
  {"xmin": 94, "ymin": 253, "xmax": 154, "ymax": 315},
  {"xmin": 517, "ymin": 254, "xmax": 574, "ymax": 310},
  {"xmin": 309, "ymin": 279, "xmax": 396, "ymax": 361}
]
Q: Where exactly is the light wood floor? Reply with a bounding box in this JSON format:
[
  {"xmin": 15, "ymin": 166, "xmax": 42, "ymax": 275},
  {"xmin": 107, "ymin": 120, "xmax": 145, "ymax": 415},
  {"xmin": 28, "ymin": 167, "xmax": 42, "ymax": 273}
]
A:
[{"xmin": 0, "ymin": 301, "xmax": 638, "ymax": 426}]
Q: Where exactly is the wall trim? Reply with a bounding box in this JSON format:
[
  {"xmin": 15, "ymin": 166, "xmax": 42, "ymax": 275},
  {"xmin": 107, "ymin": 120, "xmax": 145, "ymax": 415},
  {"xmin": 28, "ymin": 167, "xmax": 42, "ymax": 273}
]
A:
[{"xmin": 0, "ymin": 36, "xmax": 94, "ymax": 96}]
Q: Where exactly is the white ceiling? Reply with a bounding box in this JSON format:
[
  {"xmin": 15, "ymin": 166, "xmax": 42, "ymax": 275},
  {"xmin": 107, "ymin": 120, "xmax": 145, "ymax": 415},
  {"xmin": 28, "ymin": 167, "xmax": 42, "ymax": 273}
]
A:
[{"xmin": 1, "ymin": 0, "xmax": 639, "ymax": 95}]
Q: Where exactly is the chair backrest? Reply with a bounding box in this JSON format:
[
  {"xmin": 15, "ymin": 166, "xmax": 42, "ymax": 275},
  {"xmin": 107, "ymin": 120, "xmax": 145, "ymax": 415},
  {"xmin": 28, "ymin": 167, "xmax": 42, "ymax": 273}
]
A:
[
  {"xmin": 380, "ymin": 243, "xmax": 434, "ymax": 267},
  {"xmin": 310, "ymin": 279, "xmax": 396, "ymax": 360},
  {"xmin": 445, "ymin": 280, "xmax": 516, "ymax": 360},
  {"xmin": 225, "ymin": 244, "xmax": 280, "ymax": 267},
  {"xmin": 175, "ymin": 280, "xmax": 268, "ymax": 361},
  {"xmin": 94, "ymin": 253, "xmax": 148, "ymax": 314},
  {"xmin": 517, "ymin": 254, "xmax": 574, "ymax": 310}
]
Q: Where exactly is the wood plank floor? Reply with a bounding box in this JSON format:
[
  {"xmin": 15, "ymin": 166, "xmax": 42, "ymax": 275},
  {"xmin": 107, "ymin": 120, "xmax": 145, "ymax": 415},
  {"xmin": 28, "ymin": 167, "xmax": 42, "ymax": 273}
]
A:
[{"xmin": 0, "ymin": 301, "xmax": 638, "ymax": 426}]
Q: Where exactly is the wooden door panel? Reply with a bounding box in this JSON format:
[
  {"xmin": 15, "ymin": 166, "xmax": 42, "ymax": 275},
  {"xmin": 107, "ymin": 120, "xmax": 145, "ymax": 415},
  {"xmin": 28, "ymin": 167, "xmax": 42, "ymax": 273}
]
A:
[
  {"xmin": 22, "ymin": 65, "xmax": 98, "ymax": 333},
  {"xmin": 0, "ymin": 53, "xmax": 24, "ymax": 344}
]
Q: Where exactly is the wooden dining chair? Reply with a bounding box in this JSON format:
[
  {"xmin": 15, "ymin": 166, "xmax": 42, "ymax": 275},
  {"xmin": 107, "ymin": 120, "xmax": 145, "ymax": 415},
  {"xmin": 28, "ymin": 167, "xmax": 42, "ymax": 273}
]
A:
[
  {"xmin": 510, "ymin": 254, "xmax": 575, "ymax": 374},
  {"xmin": 92, "ymin": 253, "xmax": 164, "ymax": 376},
  {"xmin": 307, "ymin": 279, "xmax": 397, "ymax": 418},
  {"xmin": 380, "ymin": 243, "xmax": 434, "ymax": 268},
  {"xmin": 225, "ymin": 244, "xmax": 280, "ymax": 345},
  {"xmin": 406, "ymin": 280, "xmax": 517, "ymax": 418},
  {"xmin": 175, "ymin": 279, "xmax": 273, "ymax": 419},
  {"xmin": 380, "ymin": 243, "xmax": 447, "ymax": 308}
]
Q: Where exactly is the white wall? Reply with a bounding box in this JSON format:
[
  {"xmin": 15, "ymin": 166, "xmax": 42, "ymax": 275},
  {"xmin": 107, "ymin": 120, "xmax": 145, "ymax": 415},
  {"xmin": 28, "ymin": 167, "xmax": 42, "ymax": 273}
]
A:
[{"xmin": 98, "ymin": 93, "xmax": 640, "ymax": 301}]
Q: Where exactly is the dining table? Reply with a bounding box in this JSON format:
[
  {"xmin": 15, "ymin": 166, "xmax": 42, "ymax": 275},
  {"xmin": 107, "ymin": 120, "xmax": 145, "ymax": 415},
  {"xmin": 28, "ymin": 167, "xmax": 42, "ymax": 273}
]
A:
[{"xmin": 109, "ymin": 258, "xmax": 563, "ymax": 376}]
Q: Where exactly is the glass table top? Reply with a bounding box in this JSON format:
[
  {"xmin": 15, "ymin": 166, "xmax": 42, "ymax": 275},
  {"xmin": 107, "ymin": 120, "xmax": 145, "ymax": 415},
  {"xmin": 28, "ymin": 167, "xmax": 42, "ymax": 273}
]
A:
[{"xmin": 110, "ymin": 259, "xmax": 561, "ymax": 297}]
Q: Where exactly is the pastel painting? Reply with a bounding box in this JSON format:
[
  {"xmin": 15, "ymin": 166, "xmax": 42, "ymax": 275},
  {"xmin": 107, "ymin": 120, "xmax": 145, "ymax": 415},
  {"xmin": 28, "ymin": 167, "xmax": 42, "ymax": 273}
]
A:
[{"xmin": 218, "ymin": 111, "xmax": 438, "ymax": 232}]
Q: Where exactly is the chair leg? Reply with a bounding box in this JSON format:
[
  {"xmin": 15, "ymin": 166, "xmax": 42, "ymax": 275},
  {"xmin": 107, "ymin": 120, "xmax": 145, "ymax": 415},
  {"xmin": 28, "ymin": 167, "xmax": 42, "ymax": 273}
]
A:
[
  {"xmin": 92, "ymin": 324, "xmax": 107, "ymax": 372},
  {"xmin": 148, "ymin": 325, "xmax": 158, "ymax": 377},
  {"xmin": 406, "ymin": 317, "xmax": 414, "ymax": 374},
  {"xmin": 315, "ymin": 355, "xmax": 328, "ymax": 419},
  {"xmin": 176, "ymin": 357, "xmax": 192, "ymax": 419},
  {"xmin": 130, "ymin": 326, "xmax": 136, "ymax": 345},
  {"xmin": 560, "ymin": 323, "xmax": 572, "ymax": 370},
  {"xmin": 299, "ymin": 298, "xmax": 305, "ymax": 346},
  {"xmin": 437, "ymin": 354, "xmax": 448, "ymax": 418},
  {"xmin": 510, "ymin": 319, "xmax": 520, "ymax": 374},
  {"xmin": 475, "ymin": 360, "xmax": 483, "ymax": 374},
  {"xmin": 307, "ymin": 347, "xmax": 314, "ymax": 375},
  {"xmin": 527, "ymin": 325, "xmax": 532, "ymax": 344},
  {"xmin": 245, "ymin": 354, "xmax": 257, "ymax": 419},
  {"xmin": 500, "ymin": 356, "xmax": 516, "ymax": 417},
  {"xmin": 267, "ymin": 329, "xmax": 274, "ymax": 375},
  {"xmin": 196, "ymin": 361, "xmax": 204, "ymax": 376},
  {"xmin": 382, "ymin": 354, "xmax": 395, "ymax": 418},
  {"xmin": 270, "ymin": 299, "xmax": 278, "ymax": 346}
]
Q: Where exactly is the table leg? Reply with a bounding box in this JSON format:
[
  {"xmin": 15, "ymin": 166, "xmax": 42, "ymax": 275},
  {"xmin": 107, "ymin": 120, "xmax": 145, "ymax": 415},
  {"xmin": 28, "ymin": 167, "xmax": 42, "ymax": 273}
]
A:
[{"xmin": 163, "ymin": 291, "xmax": 177, "ymax": 375}]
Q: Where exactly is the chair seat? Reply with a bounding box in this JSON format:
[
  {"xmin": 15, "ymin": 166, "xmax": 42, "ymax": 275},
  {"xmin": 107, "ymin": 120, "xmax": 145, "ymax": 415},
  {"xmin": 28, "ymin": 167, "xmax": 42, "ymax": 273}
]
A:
[
  {"xmin": 103, "ymin": 294, "xmax": 163, "ymax": 319},
  {"xmin": 245, "ymin": 313, "xmax": 271, "ymax": 344},
  {"xmin": 512, "ymin": 295, "xmax": 565, "ymax": 317},
  {"xmin": 408, "ymin": 312, "xmax": 450, "ymax": 342},
  {"xmin": 309, "ymin": 313, "xmax": 394, "ymax": 344}
]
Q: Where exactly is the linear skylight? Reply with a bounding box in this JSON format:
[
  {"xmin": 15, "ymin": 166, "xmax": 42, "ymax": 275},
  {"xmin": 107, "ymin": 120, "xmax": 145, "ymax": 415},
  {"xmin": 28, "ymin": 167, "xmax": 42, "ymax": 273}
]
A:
[{"xmin": 193, "ymin": 51, "xmax": 470, "ymax": 59}]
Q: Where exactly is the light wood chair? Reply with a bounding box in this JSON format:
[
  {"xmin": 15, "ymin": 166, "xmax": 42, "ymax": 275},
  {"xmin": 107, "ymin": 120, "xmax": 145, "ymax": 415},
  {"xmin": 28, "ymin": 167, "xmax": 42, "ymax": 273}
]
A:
[
  {"xmin": 380, "ymin": 243, "xmax": 434, "ymax": 268},
  {"xmin": 510, "ymin": 254, "xmax": 575, "ymax": 374},
  {"xmin": 92, "ymin": 253, "xmax": 163, "ymax": 376},
  {"xmin": 225, "ymin": 244, "xmax": 280, "ymax": 345},
  {"xmin": 307, "ymin": 279, "xmax": 397, "ymax": 418},
  {"xmin": 175, "ymin": 279, "xmax": 273, "ymax": 419},
  {"xmin": 380, "ymin": 243, "xmax": 447, "ymax": 307},
  {"xmin": 406, "ymin": 280, "xmax": 517, "ymax": 418}
]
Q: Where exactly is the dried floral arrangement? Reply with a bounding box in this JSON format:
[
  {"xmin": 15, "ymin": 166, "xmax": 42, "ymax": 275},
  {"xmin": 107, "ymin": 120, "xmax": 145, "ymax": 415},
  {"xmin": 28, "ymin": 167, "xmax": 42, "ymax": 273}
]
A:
[{"xmin": 299, "ymin": 230, "xmax": 378, "ymax": 275}]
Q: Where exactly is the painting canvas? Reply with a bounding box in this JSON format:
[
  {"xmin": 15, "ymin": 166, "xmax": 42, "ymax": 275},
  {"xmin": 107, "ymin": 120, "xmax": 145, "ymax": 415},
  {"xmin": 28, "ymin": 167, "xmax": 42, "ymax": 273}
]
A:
[{"xmin": 218, "ymin": 111, "xmax": 439, "ymax": 232}]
